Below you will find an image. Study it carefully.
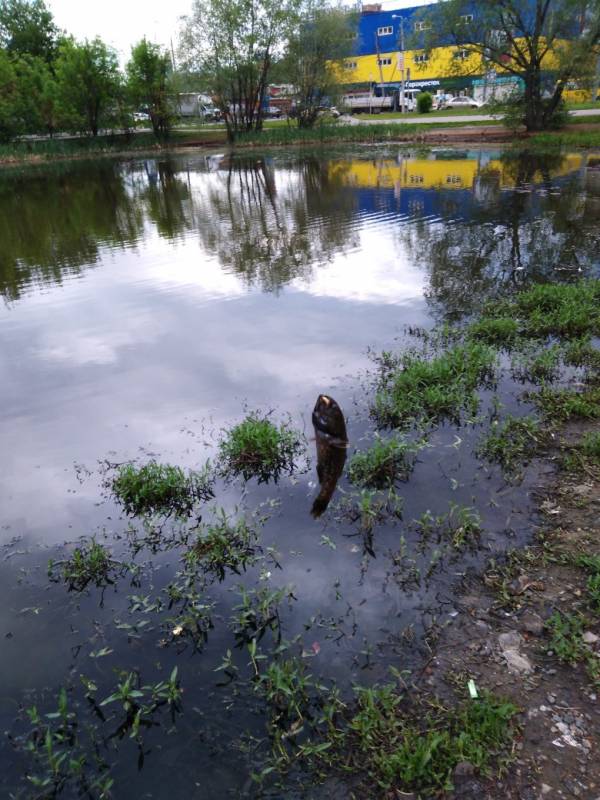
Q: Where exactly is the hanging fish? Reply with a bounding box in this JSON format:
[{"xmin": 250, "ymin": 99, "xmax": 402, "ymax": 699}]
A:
[{"xmin": 311, "ymin": 394, "xmax": 348, "ymax": 518}]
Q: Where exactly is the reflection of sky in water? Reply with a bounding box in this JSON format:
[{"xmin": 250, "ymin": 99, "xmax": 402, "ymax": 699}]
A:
[{"xmin": 0, "ymin": 150, "xmax": 599, "ymax": 797}]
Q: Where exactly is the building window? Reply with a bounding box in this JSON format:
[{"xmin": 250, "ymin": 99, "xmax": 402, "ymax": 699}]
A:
[
  {"xmin": 344, "ymin": 61, "xmax": 357, "ymax": 70},
  {"xmin": 414, "ymin": 21, "xmax": 431, "ymax": 31},
  {"xmin": 460, "ymin": 14, "xmax": 474, "ymax": 23},
  {"xmin": 453, "ymin": 49, "xmax": 470, "ymax": 60},
  {"xmin": 446, "ymin": 175, "xmax": 463, "ymax": 184},
  {"xmin": 413, "ymin": 53, "xmax": 429, "ymax": 63},
  {"xmin": 409, "ymin": 175, "xmax": 424, "ymax": 184},
  {"xmin": 377, "ymin": 25, "xmax": 393, "ymax": 36},
  {"xmin": 377, "ymin": 57, "xmax": 392, "ymax": 66}
]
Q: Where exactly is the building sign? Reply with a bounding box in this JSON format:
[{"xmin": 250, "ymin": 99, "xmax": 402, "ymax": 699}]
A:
[{"xmin": 406, "ymin": 79, "xmax": 441, "ymax": 89}]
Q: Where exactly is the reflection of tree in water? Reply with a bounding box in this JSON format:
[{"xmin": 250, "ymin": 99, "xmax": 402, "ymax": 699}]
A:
[
  {"xmin": 0, "ymin": 162, "xmax": 144, "ymax": 303},
  {"xmin": 398, "ymin": 152, "xmax": 600, "ymax": 321},
  {"xmin": 190, "ymin": 156, "xmax": 359, "ymax": 292},
  {"xmin": 136, "ymin": 160, "xmax": 195, "ymax": 241}
]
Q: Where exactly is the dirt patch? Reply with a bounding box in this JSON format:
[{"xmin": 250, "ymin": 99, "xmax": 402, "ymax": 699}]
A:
[{"xmin": 420, "ymin": 421, "xmax": 600, "ymax": 799}]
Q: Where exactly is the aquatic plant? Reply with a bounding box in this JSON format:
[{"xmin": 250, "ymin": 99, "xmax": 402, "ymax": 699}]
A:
[
  {"xmin": 219, "ymin": 414, "xmax": 304, "ymax": 483},
  {"xmin": 478, "ymin": 416, "xmax": 541, "ymax": 474},
  {"xmin": 231, "ymin": 585, "xmax": 296, "ymax": 648},
  {"xmin": 580, "ymin": 431, "xmax": 600, "ymax": 464},
  {"xmin": 413, "ymin": 502, "xmax": 482, "ymax": 549},
  {"xmin": 111, "ymin": 460, "xmax": 214, "ymax": 516},
  {"xmin": 186, "ymin": 510, "xmax": 260, "ymax": 581},
  {"xmin": 372, "ymin": 343, "xmax": 496, "ymax": 428},
  {"xmin": 491, "ymin": 280, "xmax": 600, "ymax": 339},
  {"xmin": 563, "ymin": 336, "xmax": 600, "ymax": 371},
  {"xmin": 531, "ymin": 387, "xmax": 600, "ymax": 422},
  {"xmin": 511, "ymin": 346, "xmax": 561, "ymax": 384},
  {"xmin": 48, "ymin": 539, "xmax": 119, "ymax": 592},
  {"xmin": 347, "ymin": 436, "xmax": 422, "ymax": 489},
  {"xmin": 468, "ymin": 317, "xmax": 520, "ymax": 348}
]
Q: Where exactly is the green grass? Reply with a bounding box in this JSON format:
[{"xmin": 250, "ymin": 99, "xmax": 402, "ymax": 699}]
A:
[
  {"xmin": 531, "ymin": 387, "xmax": 600, "ymax": 422},
  {"xmin": 468, "ymin": 317, "xmax": 520, "ymax": 348},
  {"xmin": 527, "ymin": 130, "xmax": 600, "ymax": 149},
  {"xmin": 580, "ymin": 431, "xmax": 600, "ymax": 463},
  {"xmin": 186, "ymin": 510, "xmax": 259, "ymax": 581},
  {"xmin": 218, "ymin": 413, "xmax": 304, "ymax": 483},
  {"xmin": 347, "ymin": 436, "xmax": 422, "ymax": 489},
  {"xmin": 511, "ymin": 346, "xmax": 561, "ymax": 384},
  {"xmin": 372, "ymin": 342, "xmax": 496, "ymax": 428},
  {"xmin": 547, "ymin": 611, "xmax": 590, "ymax": 665},
  {"xmin": 479, "ymin": 416, "xmax": 541, "ymax": 474},
  {"xmin": 414, "ymin": 502, "xmax": 482, "ymax": 549},
  {"xmin": 492, "ymin": 281, "xmax": 600, "ymax": 339},
  {"xmin": 111, "ymin": 460, "xmax": 214, "ymax": 516},
  {"xmin": 49, "ymin": 539, "xmax": 117, "ymax": 592},
  {"xmin": 563, "ymin": 337, "xmax": 600, "ymax": 373},
  {"xmin": 318, "ymin": 684, "xmax": 518, "ymax": 795}
]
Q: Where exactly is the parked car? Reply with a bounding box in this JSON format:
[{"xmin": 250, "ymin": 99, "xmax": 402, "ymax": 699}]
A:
[
  {"xmin": 133, "ymin": 111, "xmax": 150, "ymax": 123},
  {"xmin": 439, "ymin": 96, "xmax": 484, "ymax": 110},
  {"xmin": 264, "ymin": 105, "xmax": 283, "ymax": 118}
]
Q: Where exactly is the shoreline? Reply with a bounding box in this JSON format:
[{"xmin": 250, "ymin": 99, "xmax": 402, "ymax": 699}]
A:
[{"xmin": 2, "ymin": 123, "xmax": 600, "ymax": 169}]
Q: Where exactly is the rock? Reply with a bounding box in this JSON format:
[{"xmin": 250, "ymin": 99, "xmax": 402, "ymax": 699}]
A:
[
  {"xmin": 540, "ymin": 785, "xmax": 552, "ymax": 796},
  {"xmin": 583, "ymin": 631, "xmax": 599, "ymax": 645},
  {"xmin": 519, "ymin": 611, "xmax": 545, "ymax": 636},
  {"xmin": 453, "ymin": 762, "xmax": 476, "ymax": 779},
  {"xmin": 504, "ymin": 648, "xmax": 534, "ymax": 674},
  {"xmin": 499, "ymin": 630, "xmax": 523, "ymax": 650}
]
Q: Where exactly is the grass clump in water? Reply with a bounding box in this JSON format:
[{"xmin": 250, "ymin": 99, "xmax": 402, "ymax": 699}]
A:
[
  {"xmin": 313, "ymin": 684, "xmax": 518, "ymax": 796},
  {"xmin": 580, "ymin": 431, "xmax": 600, "ymax": 463},
  {"xmin": 219, "ymin": 413, "xmax": 304, "ymax": 483},
  {"xmin": 49, "ymin": 539, "xmax": 118, "ymax": 592},
  {"xmin": 493, "ymin": 280, "xmax": 600, "ymax": 339},
  {"xmin": 563, "ymin": 336, "xmax": 600, "ymax": 371},
  {"xmin": 414, "ymin": 502, "xmax": 482, "ymax": 549},
  {"xmin": 468, "ymin": 317, "xmax": 520, "ymax": 348},
  {"xmin": 372, "ymin": 343, "xmax": 496, "ymax": 428},
  {"xmin": 531, "ymin": 387, "xmax": 600, "ymax": 422},
  {"xmin": 511, "ymin": 346, "xmax": 561, "ymax": 384},
  {"xmin": 347, "ymin": 436, "xmax": 423, "ymax": 489},
  {"xmin": 479, "ymin": 416, "xmax": 541, "ymax": 474},
  {"xmin": 186, "ymin": 510, "xmax": 259, "ymax": 581},
  {"xmin": 111, "ymin": 460, "xmax": 214, "ymax": 516}
]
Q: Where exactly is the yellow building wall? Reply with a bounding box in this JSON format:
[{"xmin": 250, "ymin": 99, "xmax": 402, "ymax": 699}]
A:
[{"xmin": 328, "ymin": 155, "xmax": 584, "ymax": 191}]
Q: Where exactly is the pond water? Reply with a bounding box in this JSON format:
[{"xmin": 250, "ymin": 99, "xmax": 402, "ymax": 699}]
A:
[{"xmin": 1, "ymin": 147, "xmax": 600, "ymax": 798}]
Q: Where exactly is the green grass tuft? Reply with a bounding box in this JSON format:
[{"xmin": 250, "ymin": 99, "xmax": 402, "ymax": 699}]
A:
[
  {"xmin": 49, "ymin": 539, "xmax": 117, "ymax": 592},
  {"xmin": 186, "ymin": 511, "xmax": 259, "ymax": 581},
  {"xmin": 347, "ymin": 436, "xmax": 422, "ymax": 489},
  {"xmin": 531, "ymin": 387, "xmax": 600, "ymax": 422},
  {"xmin": 479, "ymin": 416, "xmax": 541, "ymax": 474},
  {"xmin": 563, "ymin": 337, "xmax": 600, "ymax": 370},
  {"xmin": 219, "ymin": 413, "xmax": 304, "ymax": 483},
  {"xmin": 468, "ymin": 317, "xmax": 520, "ymax": 347},
  {"xmin": 372, "ymin": 343, "xmax": 496, "ymax": 428},
  {"xmin": 111, "ymin": 460, "xmax": 214, "ymax": 516}
]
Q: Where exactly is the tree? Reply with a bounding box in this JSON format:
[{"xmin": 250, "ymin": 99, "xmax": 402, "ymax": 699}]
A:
[
  {"xmin": 127, "ymin": 39, "xmax": 174, "ymax": 139},
  {"xmin": 0, "ymin": 0, "xmax": 59, "ymax": 63},
  {"xmin": 282, "ymin": 2, "xmax": 356, "ymax": 128},
  {"xmin": 0, "ymin": 49, "xmax": 19, "ymax": 141},
  {"xmin": 419, "ymin": 0, "xmax": 600, "ymax": 131},
  {"xmin": 55, "ymin": 38, "xmax": 121, "ymax": 136},
  {"xmin": 179, "ymin": 0, "xmax": 300, "ymax": 141}
]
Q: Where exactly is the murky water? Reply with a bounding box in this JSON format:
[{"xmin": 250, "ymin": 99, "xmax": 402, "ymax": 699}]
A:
[{"xmin": 1, "ymin": 147, "xmax": 600, "ymax": 798}]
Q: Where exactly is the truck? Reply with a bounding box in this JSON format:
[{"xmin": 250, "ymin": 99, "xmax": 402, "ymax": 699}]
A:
[{"xmin": 341, "ymin": 87, "xmax": 419, "ymax": 114}]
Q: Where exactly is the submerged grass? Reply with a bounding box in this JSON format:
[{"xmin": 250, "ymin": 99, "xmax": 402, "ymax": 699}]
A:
[
  {"xmin": 372, "ymin": 343, "xmax": 496, "ymax": 428},
  {"xmin": 347, "ymin": 436, "xmax": 422, "ymax": 489},
  {"xmin": 468, "ymin": 317, "xmax": 520, "ymax": 348},
  {"xmin": 219, "ymin": 413, "xmax": 304, "ymax": 483},
  {"xmin": 49, "ymin": 539, "xmax": 118, "ymax": 592},
  {"xmin": 111, "ymin": 460, "xmax": 214, "ymax": 516},
  {"xmin": 308, "ymin": 685, "xmax": 518, "ymax": 796},
  {"xmin": 479, "ymin": 416, "xmax": 542, "ymax": 474},
  {"xmin": 490, "ymin": 280, "xmax": 600, "ymax": 339},
  {"xmin": 531, "ymin": 387, "xmax": 600, "ymax": 422},
  {"xmin": 186, "ymin": 510, "xmax": 259, "ymax": 581}
]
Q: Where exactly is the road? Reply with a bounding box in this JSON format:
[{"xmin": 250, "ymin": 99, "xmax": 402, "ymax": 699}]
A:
[{"xmin": 356, "ymin": 108, "xmax": 600, "ymax": 125}]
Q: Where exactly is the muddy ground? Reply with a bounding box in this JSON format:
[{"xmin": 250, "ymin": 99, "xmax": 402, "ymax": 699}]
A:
[{"xmin": 417, "ymin": 421, "xmax": 600, "ymax": 800}]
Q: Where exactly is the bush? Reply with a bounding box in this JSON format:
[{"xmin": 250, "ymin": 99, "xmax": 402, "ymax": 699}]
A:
[{"xmin": 416, "ymin": 92, "xmax": 433, "ymax": 114}]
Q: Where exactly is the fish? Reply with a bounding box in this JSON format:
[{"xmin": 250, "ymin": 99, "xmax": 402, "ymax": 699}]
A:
[{"xmin": 311, "ymin": 394, "xmax": 348, "ymax": 518}]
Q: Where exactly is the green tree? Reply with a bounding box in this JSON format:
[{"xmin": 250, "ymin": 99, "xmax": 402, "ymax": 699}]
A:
[
  {"xmin": 419, "ymin": 0, "xmax": 600, "ymax": 131},
  {"xmin": 282, "ymin": 2, "xmax": 356, "ymax": 128},
  {"xmin": 0, "ymin": 0, "xmax": 59, "ymax": 63},
  {"xmin": 55, "ymin": 37, "xmax": 121, "ymax": 136},
  {"xmin": 127, "ymin": 38, "xmax": 173, "ymax": 138},
  {"xmin": 179, "ymin": 0, "xmax": 300, "ymax": 141},
  {"xmin": 0, "ymin": 49, "xmax": 20, "ymax": 141}
]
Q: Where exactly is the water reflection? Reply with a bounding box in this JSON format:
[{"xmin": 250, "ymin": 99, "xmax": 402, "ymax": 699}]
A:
[{"xmin": 2, "ymin": 149, "xmax": 599, "ymax": 309}]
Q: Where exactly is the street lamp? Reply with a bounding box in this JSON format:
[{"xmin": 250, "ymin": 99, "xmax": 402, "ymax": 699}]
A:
[{"xmin": 391, "ymin": 14, "xmax": 405, "ymax": 113}]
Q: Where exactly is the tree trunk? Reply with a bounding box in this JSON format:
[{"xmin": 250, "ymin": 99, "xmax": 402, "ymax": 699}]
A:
[{"xmin": 523, "ymin": 65, "xmax": 544, "ymax": 131}]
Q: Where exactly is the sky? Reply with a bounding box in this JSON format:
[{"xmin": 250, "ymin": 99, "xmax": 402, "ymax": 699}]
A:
[
  {"xmin": 46, "ymin": 0, "xmax": 435, "ymax": 64},
  {"xmin": 46, "ymin": 0, "xmax": 193, "ymax": 62}
]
